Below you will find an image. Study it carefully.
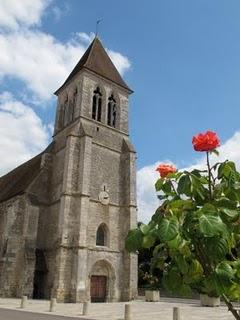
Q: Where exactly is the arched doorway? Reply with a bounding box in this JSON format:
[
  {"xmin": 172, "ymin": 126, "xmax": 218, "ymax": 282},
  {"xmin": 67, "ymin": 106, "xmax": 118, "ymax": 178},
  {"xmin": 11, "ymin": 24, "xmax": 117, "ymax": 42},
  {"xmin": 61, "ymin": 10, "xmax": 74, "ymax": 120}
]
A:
[
  {"xmin": 33, "ymin": 249, "xmax": 48, "ymax": 299},
  {"xmin": 90, "ymin": 260, "xmax": 115, "ymax": 302}
]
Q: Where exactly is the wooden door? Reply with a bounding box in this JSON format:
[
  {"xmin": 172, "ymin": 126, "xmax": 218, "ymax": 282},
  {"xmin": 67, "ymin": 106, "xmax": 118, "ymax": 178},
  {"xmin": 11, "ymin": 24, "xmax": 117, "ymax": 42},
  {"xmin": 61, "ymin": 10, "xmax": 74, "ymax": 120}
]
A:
[{"xmin": 90, "ymin": 276, "xmax": 107, "ymax": 302}]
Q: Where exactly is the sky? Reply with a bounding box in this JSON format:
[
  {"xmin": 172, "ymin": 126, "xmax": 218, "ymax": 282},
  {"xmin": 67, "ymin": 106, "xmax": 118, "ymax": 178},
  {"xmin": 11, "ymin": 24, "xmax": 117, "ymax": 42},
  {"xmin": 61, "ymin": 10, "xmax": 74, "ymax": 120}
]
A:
[{"xmin": 1, "ymin": 0, "xmax": 240, "ymax": 222}]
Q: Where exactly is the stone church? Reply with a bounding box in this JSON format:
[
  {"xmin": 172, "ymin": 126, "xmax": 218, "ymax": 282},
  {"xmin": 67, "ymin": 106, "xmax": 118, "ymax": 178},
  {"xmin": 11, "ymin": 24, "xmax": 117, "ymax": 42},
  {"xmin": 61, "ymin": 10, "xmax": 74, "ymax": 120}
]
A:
[{"xmin": 0, "ymin": 37, "xmax": 138, "ymax": 302}]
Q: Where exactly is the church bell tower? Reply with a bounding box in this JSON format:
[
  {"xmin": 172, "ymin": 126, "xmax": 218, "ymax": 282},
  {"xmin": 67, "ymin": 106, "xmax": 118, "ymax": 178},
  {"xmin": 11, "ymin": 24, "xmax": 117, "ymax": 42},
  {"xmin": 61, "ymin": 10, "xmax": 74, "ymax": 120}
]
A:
[{"xmin": 51, "ymin": 37, "xmax": 138, "ymax": 302}]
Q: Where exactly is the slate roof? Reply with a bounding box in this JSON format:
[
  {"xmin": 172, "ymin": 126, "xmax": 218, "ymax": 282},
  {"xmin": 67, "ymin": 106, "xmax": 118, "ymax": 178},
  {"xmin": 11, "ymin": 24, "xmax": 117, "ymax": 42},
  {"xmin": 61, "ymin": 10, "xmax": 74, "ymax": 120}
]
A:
[
  {"xmin": 55, "ymin": 37, "xmax": 132, "ymax": 94},
  {"xmin": 0, "ymin": 154, "xmax": 42, "ymax": 203},
  {"xmin": 0, "ymin": 143, "xmax": 53, "ymax": 203}
]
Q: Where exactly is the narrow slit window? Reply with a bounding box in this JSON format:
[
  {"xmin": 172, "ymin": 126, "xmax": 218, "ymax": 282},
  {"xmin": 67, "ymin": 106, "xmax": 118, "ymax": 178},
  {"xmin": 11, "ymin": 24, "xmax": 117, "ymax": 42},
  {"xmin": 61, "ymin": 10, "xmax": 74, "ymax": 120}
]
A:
[
  {"xmin": 92, "ymin": 87, "xmax": 102, "ymax": 122},
  {"xmin": 107, "ymin": 94, "xmax": 117, "ymax": 127},
  {"xmin": 96, "ymin": 225, "xmax": 106, "ymax": 246}
]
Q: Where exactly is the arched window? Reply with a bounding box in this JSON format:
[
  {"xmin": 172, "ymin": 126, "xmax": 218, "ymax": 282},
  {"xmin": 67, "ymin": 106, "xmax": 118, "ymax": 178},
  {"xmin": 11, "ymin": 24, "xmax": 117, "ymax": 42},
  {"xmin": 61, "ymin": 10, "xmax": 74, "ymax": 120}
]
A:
[
  {"xmin": 92, "ymin": 87, "xmax": 102, "ymax": 122},
  {"xmin": 96, "ymin": 224, "xmax": 108, "ymax": 246},
  {"xmin": 107, "ymin": 94, "xmax": 117, "ymax": 127}
]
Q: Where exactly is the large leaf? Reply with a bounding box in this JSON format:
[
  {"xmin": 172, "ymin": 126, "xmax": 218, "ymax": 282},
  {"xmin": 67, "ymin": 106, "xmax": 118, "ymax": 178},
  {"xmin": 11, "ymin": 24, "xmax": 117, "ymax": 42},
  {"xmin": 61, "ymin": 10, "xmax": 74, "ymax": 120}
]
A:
[
  {"xmin": 220, "ymin": 208, "xmax": 240, "ymax": 222},
  {"xmin": 214, "ymin": 262, "xmax": 235, "ymax": 292},
  {"xmin": 204, "ymin": 238, "xmax": 229, "ymax": 261},
  {"xmin": 215, "ymin": 261, "xmax": 234, "ymax": 281},
  {"xmin": 214, "ymin": 197, "xmax": 236, "ymax": 209},
  {"xmin": 185, "ymin": 259, "xmax": 203, "ymax": 283},
  {"xmin": 162, "ymin": 180, "xmax": 172, "ymax": 194},
  {"xmin": 155, "ymin": 179, "xmax": 163, "ymax": 192},
  {"xmin": 125, "ymin": 229, "xmax": 143, "ymax": 252},
  {"xmin": 140, "ymin": 224, "xmax": 151, "ymax": 235},
  {"xmin": 175, "ymin": 255, "xmax": 189, "ymax": 274},
  {"xmin": 157, "ymin": 217, "xmax": 179, "ymax": 242},
  {"xmin": 167, "ymin": 234, "xmax": 184, "ymax": 249},
  {"xmin": 168, "ymin": 199, "xmax": 194, "ymax": 212},
  {"xmin": 142, "ymin": 234, "xmax": 156, "ymax": 249},
  {"xmin": 177, "ymin": 175, "xmax": 191, "ymax": 196},
  {"xmin": 218, "ymin": 161, "xmax": 236, "ymax": 179},
  {"xmin": 199, "ymin": 214, "xmax": 226, "ymax": 237}
]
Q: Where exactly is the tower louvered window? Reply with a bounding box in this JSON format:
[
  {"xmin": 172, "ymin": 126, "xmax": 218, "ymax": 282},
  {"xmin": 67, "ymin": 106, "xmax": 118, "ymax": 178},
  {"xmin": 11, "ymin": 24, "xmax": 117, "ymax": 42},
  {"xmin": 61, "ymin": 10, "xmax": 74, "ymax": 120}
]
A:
[
  {"xmin": 107, "ymin": 94, "xmax": 116, "ymax": 127},
  {"xmin": 92, "ymin": 87, "xmax": 102, "ymax": 122}
]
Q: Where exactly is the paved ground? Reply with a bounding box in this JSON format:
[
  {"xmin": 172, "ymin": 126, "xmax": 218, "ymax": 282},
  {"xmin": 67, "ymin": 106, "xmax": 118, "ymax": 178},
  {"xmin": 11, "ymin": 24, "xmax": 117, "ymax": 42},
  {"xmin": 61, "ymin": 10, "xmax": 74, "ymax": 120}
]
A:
[
  {"xmin": 0, "ymin": 297, "xmax": 238, "ymax": 320},
  {"xmin": 0, "ymin": 308, "xmax": 89, "ymax": 320}
]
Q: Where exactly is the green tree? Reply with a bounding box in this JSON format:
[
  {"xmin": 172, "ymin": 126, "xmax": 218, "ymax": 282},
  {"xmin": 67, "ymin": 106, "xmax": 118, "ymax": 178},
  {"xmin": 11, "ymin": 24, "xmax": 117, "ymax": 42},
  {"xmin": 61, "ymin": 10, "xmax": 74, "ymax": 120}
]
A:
[{"xmin": 126, "ymin": 131, "xmax": 240, "ymax": 320}]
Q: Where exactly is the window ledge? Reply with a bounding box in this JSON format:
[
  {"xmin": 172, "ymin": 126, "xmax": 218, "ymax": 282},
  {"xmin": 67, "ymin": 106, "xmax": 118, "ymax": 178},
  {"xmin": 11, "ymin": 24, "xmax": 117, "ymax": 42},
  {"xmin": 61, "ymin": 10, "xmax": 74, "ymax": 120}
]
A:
[{"xmin": 89, "ymin": 246, "xmax": 120, "ymax": 254}]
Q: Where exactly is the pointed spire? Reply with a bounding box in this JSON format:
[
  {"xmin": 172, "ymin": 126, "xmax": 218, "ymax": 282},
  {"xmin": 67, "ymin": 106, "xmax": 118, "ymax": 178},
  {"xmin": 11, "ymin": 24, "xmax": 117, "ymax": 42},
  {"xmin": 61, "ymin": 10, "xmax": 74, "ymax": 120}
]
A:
[{"xmin": 55, "ymin": 37, "xmax": 132, "ymax": 94}]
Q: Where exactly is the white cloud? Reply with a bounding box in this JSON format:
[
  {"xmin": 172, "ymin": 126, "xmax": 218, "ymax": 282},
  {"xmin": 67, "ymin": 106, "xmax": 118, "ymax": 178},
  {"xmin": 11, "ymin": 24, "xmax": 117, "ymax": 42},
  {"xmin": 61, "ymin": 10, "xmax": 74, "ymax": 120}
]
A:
[
  {"xmin": 108, "ymin": 50, "xmax": 131, "ymax": 75},
  {"xmin": 0, "ymin": 1, "xmax": 131, "ymax": 101},
  {"xmin": 137, "ymin": 131, "xmax": 240, "ymax": 223},
  {"xmin": 0, "ymin": 29, "xmax": 131, "ymax": 101},
  {"xmin": 77, "ymin": 32, "xmax": 95, "ymax": 44},
  {"xmin": 0, "ymin": 30, "xmax": 86, "ymax": 100},
  {"xmin": 0, "ymin": 0, "xmax": 50, "ymax": 30},
  {"xmin": 0, "ymin": 92, "xmax": 51, "ymax": 175},
  {"xmin": 137, "ymin": 162, "xmax": 160, "ymax": 223}
]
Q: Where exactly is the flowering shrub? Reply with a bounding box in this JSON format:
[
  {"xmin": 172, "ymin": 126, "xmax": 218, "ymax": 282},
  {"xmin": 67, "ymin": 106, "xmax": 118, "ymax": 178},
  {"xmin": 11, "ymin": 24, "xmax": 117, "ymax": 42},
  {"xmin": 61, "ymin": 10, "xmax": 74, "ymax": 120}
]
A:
[{"xmin": 126, "ymin": 131, "xmax": 240, "ymax": 319}]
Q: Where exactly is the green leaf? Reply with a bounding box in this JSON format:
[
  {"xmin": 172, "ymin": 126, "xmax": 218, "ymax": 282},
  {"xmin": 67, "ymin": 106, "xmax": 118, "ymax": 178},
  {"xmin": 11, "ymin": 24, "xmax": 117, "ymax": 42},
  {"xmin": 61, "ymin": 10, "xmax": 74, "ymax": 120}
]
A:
[
  {"xmin": 185, "ymin": 259, "xmax": 203, "ymax": 282},
  {"xmin": 177, "ymin": 175, "xmax": 191, "ymax": 196},
  {"xmin": 228, "ymin": 283, "xmax": 240, "ymax": 300},
  {"xmin": 157, "ymin": 217, "xmax": 179, "ymax": 242},
  {"xmin": 202, "ymin": 203, "xmax": 217, "ymax": 214},
  {"xmin": 168, "ymin": 199, "xmax": 194, "ymax": 211},
  {"xmin": 218, "ymin": 161, "xmax": 236, "ymax": 179},
  {"xmin": 204, "ymin": 238, "xmax": 229, "ymax": 261},
  {"xmin": 214, "ymin": 197, "xmax": 236, "ymax": 209},
  {"xmin": 155, "ymin": 179, "xmax": 163, "ymax": 192},
  {"xmin": 175, "ymin": 255, "xmax": 189, "ymax": 274},
  {"xmin": 142, "ymin": 234, "xmax": 156, "ymax": 249},
  {"xmin": 140, "ymin": 224, "xmax": 151, "ymax": 235},
  {"xmin": 210, "ymin": 149, "xmax": 219, "ymax": 156},
  {"xmin": 199, "ymin": 214, "xmax": 226, "ymax": 237},
  {"xmin": 216, "ymin": 261, "xmax": 234, "ymax": 279},
  {"xmin": 162, "ymin": 180, "xmax": 172, "ymax": 194},
  {"xmin": 231, "ymin": 260, "xmax": 240, "ymax": 278},
  {"xmin": 214, "ymin": 262, "xmax": 235, "ymax": 291},
  {"xmin": 125, "ymin": 229, "xmax": 143, "ymax": 252},
  {"xmin": 167, "ymin": 234, "xmax": 184, "ymax": 249},
  {"xmin": 220, "ymin": 208, "xmax": 239, "ymax": 222}
]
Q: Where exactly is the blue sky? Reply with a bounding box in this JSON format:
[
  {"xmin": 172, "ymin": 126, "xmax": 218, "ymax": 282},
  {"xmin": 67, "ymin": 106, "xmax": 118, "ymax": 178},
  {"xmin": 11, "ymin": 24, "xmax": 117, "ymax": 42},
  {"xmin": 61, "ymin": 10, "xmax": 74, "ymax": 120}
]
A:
[{"xmin": 1, "ymin": 0, "xmax": 240, "ymax": 221}]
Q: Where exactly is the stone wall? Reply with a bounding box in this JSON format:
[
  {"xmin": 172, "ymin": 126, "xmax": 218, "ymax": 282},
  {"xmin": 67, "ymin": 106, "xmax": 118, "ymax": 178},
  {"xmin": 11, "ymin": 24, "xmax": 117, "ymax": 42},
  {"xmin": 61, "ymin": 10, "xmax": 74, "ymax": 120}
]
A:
[{"xmin": 0, "ymin": 195, "xmax": 40, "ymax": 298}]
